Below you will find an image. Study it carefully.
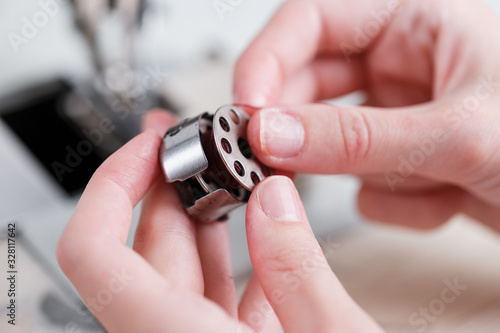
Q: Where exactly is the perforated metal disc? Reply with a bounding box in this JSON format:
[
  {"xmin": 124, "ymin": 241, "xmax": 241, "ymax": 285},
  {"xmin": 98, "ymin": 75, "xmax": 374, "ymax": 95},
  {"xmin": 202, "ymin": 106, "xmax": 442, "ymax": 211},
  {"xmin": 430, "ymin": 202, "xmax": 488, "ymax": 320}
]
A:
[{"xmin": 212, "ymin": 106, "xmax": 267, "ymax": 191}]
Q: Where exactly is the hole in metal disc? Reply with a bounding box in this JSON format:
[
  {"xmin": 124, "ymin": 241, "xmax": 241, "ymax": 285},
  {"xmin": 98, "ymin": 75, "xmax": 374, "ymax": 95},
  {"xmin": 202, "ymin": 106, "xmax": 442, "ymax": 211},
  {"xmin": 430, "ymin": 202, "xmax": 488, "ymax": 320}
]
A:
[
  {"xmin": 219, "ymin": 117, "xmax": 230, "ymax": 132},
  {"xmin": 238, "ymin": 137, "xmax": 253, "ymax": 159},
  {"xmin": 234, "ymin": 160, "xmax": 245, "ymax": 177},
  {"xmin": 221, "ymin": 138, "xmax": 232, "ymax": 154},
  {"xmin": 230, "ymin": 109, "xmax": 240, "ymax": 124},
  {"xmin": 251, "ymin": 172, "xmax": 261, "ymax": 185}
]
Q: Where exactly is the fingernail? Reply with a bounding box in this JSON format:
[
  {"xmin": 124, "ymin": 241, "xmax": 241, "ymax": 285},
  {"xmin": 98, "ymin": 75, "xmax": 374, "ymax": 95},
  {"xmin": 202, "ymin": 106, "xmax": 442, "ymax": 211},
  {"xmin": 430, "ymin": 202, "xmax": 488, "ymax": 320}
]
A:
[
  {"xmin": 260, "ymin": 109, "xmax": 304, "ymax": 158},
  {"xmin": 257, "ymin": 177, "xmax": 302, "ymax": 222}
]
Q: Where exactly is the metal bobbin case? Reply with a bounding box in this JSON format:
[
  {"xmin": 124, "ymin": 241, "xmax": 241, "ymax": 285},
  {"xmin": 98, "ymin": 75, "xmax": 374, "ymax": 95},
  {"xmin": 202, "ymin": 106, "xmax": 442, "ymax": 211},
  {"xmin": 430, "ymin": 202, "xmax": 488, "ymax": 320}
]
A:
[{"xmin": 159, "ymin": 105, "xmax": 272, "ymax": 222}]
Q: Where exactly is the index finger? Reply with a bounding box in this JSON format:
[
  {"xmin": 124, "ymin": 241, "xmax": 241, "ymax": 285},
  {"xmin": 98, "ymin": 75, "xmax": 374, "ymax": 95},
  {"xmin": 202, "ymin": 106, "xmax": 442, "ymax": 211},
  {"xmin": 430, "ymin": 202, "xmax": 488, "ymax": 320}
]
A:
[
  {"xmin": 233, "ymin": 0, "xmax": 401, "ymax": 106},
  {"xmin": 57, "ymin": 130, "xmax": 169, "ymax": 329},
  {"xmin": 63, "ymin": 129, "xmax": 162, "ymax": 247}
]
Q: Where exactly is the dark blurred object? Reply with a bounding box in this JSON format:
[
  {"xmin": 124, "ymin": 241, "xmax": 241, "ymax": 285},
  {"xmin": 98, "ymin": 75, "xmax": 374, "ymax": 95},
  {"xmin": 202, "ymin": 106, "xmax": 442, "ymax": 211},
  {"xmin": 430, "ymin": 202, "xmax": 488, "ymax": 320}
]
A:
[
  {"xmin": 41, "ymin": 294, "xmax": 102, "ymax": 331},
  {"xmin": 1, "ymin": 0, "xmax": 178, "ymax": 195},
  {"xmin": 1, "ymin": 78, "xmax": 176, "ymax": 195},
  {"xmin": 68, "ymin": 0, "xmax": 178, "ymax": 140},
  {"xmin": 1, "ymin": 78, "xmax": 175, "ymax": 195},
  {"xmin": 0, "ymin": 80, "xmax": 112, "ymax": 194}
]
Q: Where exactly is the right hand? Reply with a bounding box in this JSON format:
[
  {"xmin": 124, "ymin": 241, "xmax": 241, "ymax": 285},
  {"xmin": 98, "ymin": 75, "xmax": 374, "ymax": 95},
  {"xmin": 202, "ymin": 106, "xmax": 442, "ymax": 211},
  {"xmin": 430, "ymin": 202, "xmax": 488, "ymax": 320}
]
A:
[{"xmin": 234, "ymin": 0, "xmax": 500, "ymax": 230}]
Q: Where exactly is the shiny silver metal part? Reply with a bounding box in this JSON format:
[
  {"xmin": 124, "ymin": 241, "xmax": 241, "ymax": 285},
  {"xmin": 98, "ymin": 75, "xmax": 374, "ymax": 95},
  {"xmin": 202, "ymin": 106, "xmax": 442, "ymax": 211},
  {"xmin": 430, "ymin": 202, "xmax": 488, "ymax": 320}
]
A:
[
  {"xmin": 160, "ymin": 105, "xmax": 271, "ymax": 222},
  {"xmin": 160, "ymin": 114, "xmax": 209, "ymax": 182}
]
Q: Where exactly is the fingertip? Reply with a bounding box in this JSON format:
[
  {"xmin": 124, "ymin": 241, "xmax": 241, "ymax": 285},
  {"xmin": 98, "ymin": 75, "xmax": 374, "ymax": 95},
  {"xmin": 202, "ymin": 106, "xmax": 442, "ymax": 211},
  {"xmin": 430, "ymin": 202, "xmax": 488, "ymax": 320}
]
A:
[
  {"xmin": 247, "ymin": 176, "xmax": 305, "ymax": 232},
  {"xmin": 256, "ymin": 176, "xmax": 303, "ymax": 222},
  {"xmin": 90, "ymin": 129, "xmax": 163, "ymax": 206},
  {"xmin": 245, "ymin": 176, "xmax": 313, "ymax": 276},
  {"xmin": 142, "ymin": 109, "xmax": 177, "ymax": 136},
  {"xmin": 233, "ymin": 48, "xmax": 283, "ymax": 108},
  {"xmin": 247, "ymin": 110, "xmax": 263, "ymax": 157}
]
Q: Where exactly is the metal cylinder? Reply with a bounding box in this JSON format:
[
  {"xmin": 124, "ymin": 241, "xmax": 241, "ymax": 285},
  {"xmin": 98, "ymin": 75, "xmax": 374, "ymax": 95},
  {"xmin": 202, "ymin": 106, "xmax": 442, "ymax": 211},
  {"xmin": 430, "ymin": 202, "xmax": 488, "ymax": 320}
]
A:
[{"xmin": 159, "ymin": 105, "xmax": 272, "ymax": 222}]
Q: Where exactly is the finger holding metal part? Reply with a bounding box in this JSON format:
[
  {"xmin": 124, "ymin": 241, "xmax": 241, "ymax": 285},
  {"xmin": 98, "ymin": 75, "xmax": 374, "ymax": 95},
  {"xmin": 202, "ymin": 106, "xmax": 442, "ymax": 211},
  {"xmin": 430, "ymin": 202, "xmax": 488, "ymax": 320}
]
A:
[{"xmin": 160, "ymin": 105, "xmax": 272, "ymax": 223}]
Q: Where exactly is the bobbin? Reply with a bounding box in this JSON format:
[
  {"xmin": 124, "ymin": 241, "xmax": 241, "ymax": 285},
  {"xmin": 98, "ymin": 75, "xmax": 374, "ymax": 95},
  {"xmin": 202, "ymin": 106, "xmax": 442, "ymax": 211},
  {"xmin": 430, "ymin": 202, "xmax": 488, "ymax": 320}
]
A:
[{"xmin": 159, "ymin": 105, "xmax": 272, "ymax": 222}]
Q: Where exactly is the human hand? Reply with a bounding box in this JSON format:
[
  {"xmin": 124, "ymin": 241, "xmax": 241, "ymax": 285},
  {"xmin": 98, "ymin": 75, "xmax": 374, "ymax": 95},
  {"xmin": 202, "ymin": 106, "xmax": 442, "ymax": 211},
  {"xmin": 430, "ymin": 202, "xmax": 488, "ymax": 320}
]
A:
[
  {"xmin": 57, "ymin": 110, "xmax": 382, "ymax": 333},
  {"xmin": 234, "ymin": 0, "xmax": 500, "ymax": 230}
]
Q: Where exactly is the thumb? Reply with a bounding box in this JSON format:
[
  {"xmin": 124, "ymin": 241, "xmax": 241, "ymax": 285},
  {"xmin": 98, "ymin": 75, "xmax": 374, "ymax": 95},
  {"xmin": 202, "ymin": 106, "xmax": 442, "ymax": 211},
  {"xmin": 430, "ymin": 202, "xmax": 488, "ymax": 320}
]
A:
[
  {"xmin": 247, "ymin": 103, "xmax": 456, "ymax": 180},
  {"xmin": 246, "ymin": 176, "xmax": 383, "ymax": 333}
]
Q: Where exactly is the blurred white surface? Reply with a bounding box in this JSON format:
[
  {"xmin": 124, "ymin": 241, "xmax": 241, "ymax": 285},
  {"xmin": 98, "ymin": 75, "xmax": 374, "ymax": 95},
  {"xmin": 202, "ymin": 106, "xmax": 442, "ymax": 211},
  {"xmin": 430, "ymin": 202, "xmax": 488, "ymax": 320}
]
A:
[{"xmin": 0, "ymin": 0, "xmax": 286, "ymax": 97}]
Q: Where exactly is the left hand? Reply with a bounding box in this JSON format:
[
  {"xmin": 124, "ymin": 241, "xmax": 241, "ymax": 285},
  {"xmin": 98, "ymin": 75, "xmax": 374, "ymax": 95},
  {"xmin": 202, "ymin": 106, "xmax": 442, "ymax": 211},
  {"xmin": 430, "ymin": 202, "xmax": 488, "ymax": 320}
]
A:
[{"xmin": 57, "ymin": 110, "xmax": 273, "ymax": 333}]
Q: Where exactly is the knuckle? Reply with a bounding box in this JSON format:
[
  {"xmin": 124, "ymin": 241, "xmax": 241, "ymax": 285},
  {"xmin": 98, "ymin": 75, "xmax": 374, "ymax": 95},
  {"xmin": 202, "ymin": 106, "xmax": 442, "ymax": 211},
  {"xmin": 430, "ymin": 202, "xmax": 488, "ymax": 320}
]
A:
[
  {"xmin": 314, "ymin": 319, "xmax": 339, "ymax": 333},
  {"xmin": 56, "ymin": 234, "xmax": 85, "ymax": 275},
  {"xmin": 335, "ymin": 109, "xmax": 372, "ymax": 167},
  {"xmin": 159, "ymin": 226, "xmax": 197, "ymax": 246},
  {"xmin": 261, "ymin": 241, "xmax": 320, "ymax": 274},
  {"xmin": 454, "ymin": 135, "xmax": 493, "ymax": 172},
  {"xmin": 56, "ymin": 237, "xmax": 70, "ymax": 273},
  {"xmin": 57, "ymin": 233, "xmax": 102, "ymax": 276},
  {"xmin": 132, "ymin": 227, "xmax": 147, "ymax": 252}
]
